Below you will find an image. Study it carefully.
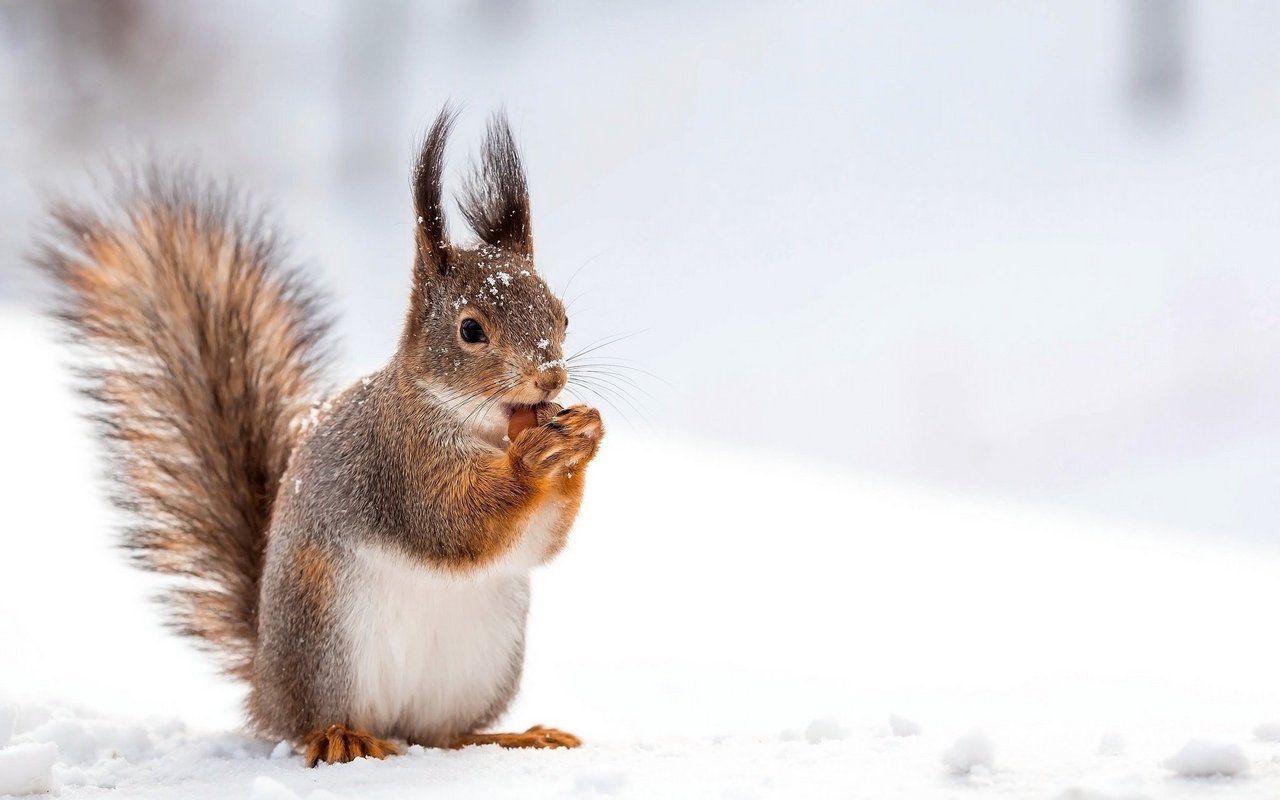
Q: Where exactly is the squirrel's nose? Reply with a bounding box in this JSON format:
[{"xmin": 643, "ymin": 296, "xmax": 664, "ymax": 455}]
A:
[{"xmin": 534, "ymin": 366, "xmax": 567, "ymax": 396}]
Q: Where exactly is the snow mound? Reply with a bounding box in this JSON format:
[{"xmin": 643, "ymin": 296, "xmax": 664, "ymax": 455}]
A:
[
  {"xmin": 888, "ymin": 714, "xmax": 921, "ymax": 737},
  {"xmin": 804, "ymin": 717, "xmax": 847, "ymax": 744},
  {"xmin": 0, "ymin": 705, "xmax": 16, "ymax": 748},
  {"xmin": 26, "ymin": 715, "xmax": 154, "ymax": 764},
  {"xmin": 269, "ymin": 740, "xmax": 294, "ymax": 760},
  {"xmin": 1097, "ymin": 733, "xmax": 1124, "ymax": 756},
  {"xmin": 1254, "ymin": 722, "xmax": 1280, "ymax": 742},
  {"xmin": 574, "ymin": 768, "xmax": 628, "ymax": 795},
  {"xmin": 1055, "ymin": 785, "xmax": 1148, "ymax": 800},
  {"xmin": 1161, "ymin": 739, "xmax": 1248, "ymax": 777},
  {"xmin": 0, "ymin": 742, "xmax": 59, "ymax": 796},
  {"xmin": 942, "ymin": 730, "xmax": 995, "ymax": 775},
  {"xmin": 251, "ymin": 776, "xmax": 300, "ymax": 800}
]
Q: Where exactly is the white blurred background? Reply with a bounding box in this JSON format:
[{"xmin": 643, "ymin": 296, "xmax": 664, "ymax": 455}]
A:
[{"xmin": 2, "ymin": 0, "xmax": 1278, "ymax": 543}]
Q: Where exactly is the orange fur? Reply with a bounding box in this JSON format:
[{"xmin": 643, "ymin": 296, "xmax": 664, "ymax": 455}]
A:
[
  {"xmin": 303, "ymin": 724, "xmax": 400, "ymax": 767},
  {"xmin": 295, "ymin": 543, "xmax": 335, "ymax": 614},
  {"xmin": 458, "ymin": 404, "xmax": 603, "ymax": 569},
  {"xmin": 451, "ymin": 725, "xmax": 582, "ymax": 750}
]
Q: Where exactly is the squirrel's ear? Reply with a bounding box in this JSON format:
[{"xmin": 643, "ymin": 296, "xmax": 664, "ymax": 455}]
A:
[
  {"xmin": 412, "ymin": 106, "xmax": 457, "ymax": 278},
  {"xmin": 458, "ymin": 111, "xmax": 533, "ymax": 257}
]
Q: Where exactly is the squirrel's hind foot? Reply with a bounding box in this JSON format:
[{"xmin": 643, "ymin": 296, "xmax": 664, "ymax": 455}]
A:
[
  {"xmin": 304, "ymin": 724, "xmax": 401, "ymax": 767},
  {"xmin": 451, "ymin": 724, "xmax": 582, "ymax": 749}
]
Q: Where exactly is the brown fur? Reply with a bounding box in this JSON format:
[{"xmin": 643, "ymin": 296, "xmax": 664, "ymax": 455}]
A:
[
  {"xmin": 40, "ymin": 109, "xmax": 603, "ymax": 767},
  {"xmin": 36, "ymin": 169, "xmax": 331, "ymax": 682}
]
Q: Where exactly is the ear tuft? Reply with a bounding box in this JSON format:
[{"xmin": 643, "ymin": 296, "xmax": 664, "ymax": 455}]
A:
[
  {"xmin": 459, "ymin": 112, "xmax": 533, "ymax": 257},
  {"xmin": 413, "ymin": 106, "xmax": 458, "ymax": 276}
]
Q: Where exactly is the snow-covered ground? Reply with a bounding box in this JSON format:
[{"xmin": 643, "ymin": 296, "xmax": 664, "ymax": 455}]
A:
[{"xmin": 3, "ymin": 307, "xmax": 1280, "ymax": 798}]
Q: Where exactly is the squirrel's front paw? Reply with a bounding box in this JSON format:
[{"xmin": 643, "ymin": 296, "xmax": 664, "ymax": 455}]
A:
[
  {"xmin": 511, "ymin": 405, "xmax": 603, "ymax": 476},
  {"xmin": 548, "ymin": 404, "xmax": 603, "ymax": 441}
]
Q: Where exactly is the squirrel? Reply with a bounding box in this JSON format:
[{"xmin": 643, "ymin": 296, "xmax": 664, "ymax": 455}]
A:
[{"xmin": 36, "ymin": 108, "xmax": 604, "ymax": 766}]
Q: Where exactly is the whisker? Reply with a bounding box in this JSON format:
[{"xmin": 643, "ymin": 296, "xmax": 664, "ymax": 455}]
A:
[
  {"xmin": 567, "ymin": 366, "xmax": 652, "ymax": 397},
  {"xmin": 429, "ymin": 371, "xmax": 524, "ymax": 426},
  {"xmin": 568, "ymin": 359, "xmax": 669, "ymax": 386},
  {"xmin": 564, "ymin": 330, "xmax": 647, "ymax": 363},
  {"xmin": 434, "ymin": 376, "xmax": 506, "ymax": 415},
  {"xmin": 568, "ymin": 372, "xmax": 651, "ymax": 410},
  {"xmin": 462, "ymin": 375, "xmax": 522, "ymax": 429},
  {"xmin": 568, "ymin": 374, "xmax": 648, "ymax": 424},
  {"xmin": 567, "ymin": 354, "xmax": 652, "ymax": 368},
  {"xmin": 558, "ymin": 249, "xmax": 608, "ymax": 300},
  {"xmin": 569, "ymin": 381, "xmax": 636, "ymax": 428}
]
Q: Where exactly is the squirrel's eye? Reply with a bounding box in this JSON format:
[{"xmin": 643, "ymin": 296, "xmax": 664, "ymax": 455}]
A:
[
  {"xmin": 459, "ymin": 318, "xmax": 488, "ymax": 344},
  {"xmin": 564, "ymin": 315, "xmax": 569, "ymax": 331}
]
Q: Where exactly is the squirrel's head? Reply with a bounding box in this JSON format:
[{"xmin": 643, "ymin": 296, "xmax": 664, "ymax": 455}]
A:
[{"xmin": 399, "ymin": 108, "xmax": 569, "ymax": 433}]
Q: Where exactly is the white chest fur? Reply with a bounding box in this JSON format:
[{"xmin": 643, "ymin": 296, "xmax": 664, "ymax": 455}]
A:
[
  {"xmin": 341, "ymin": 543, "xmax": 531, "ymax": 743},
  {"xmin": 339, "ymin": 502, "xmax": 561, "ymax": 743}
]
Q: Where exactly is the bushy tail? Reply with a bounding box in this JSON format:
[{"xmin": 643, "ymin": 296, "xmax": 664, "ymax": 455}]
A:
[{"xmin": 35, "ymin": 170, "xmax": 332, "ymax": 681}]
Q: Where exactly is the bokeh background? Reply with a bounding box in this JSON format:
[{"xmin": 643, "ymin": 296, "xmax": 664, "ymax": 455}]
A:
[
  {"xmin": 2, "ymin": 0, "xmax": 1278, "ymax": 543},
  {"xmin": 3, "ymin": 4, "xmax": 1280, "ymax": 795}
]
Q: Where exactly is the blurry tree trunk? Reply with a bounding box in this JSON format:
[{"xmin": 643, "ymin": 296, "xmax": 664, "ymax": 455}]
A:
[
  {"xmin": 1126, "ymin": 0, "xmax": 1188, "ymax": 123},
  {"xmin": 0, "ymin": 0, "xmax": 204, "ymax": 149},
  {"xmin": 0, "ymin": 0, "xmax": 206, "ymax": 299},
  {"xmin": 338, "ymin": 0, "xmax": 410, "ymax": 203}
]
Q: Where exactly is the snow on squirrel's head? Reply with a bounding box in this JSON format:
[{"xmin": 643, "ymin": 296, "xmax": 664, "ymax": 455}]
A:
[{"xmin": 398, "ymin": 107, "xmax": 570, "ymax": 425}]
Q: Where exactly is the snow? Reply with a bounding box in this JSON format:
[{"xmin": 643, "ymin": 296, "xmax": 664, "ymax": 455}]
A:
[
  {"xmin": 803, "ymin": 717, "xmax": 847, "ymax": 744},
  {"xmin": 3, "ymin": 309, "xmax": 1280, "ymax": 798},
  {"xmin": 573, "ymin": 768, "xmax": 628, "ymax": 795},
  {"xmin": 0, "ymin": 742, "xmax": 58, "ymax": 797},
  {"xmin": 1254, "ymin": 723, "xmax": 1280, "ymax": 743},
  {"xmin": 251, "ymin": 776, "xmax": 301, "ymax": 800},
  {"xmin": 0, "ymin": 705, "xmax": 15, "ymax": 748},
  {"xmin": 888, "ymin": 714, "xmax": 922, "ymax": 737},
  {"xmin": 1161, "ymin": 740, "xmax": 1250, "ymax": 778},
  {"xmin": 941, "ymin": 731, "xmax": 995, "ymax": 776},
  {"xmin": 1096, "ymin": 733, "xmax": 1125, "ymax": 757},
  {"xmin": 24, "ymin": 716, "xmax": 154, "ymax": 764},
  {"xmin": 1055, "ymin": 785, "xmax": 1148, "ymax": 800}
]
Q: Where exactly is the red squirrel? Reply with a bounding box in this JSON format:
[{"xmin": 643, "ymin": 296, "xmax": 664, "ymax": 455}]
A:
[{"xmin": 37, "ymin": 108, "xmax": 603, "ymax": 766}]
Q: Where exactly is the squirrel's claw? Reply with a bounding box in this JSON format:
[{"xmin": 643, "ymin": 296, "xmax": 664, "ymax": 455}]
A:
[
  {"xmin": 510, "ymin": 404, "xmax": 603, "ymax": 476},
  {"xmin": 547, "ymin": 405, "xmax": 603, "ymax": 439},
  {"xmin": 451, "ymin": 725, "xmax": 582, "ymax": 749},
  {"xmin": 303, "ymin": 724, "xmax": 400, "ymax": 767}
]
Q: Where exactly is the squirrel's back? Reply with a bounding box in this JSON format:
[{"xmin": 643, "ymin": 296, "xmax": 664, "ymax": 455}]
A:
[{"xmin": 35, "ymin": 169, "xmax": 333, "ymax": 681}]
